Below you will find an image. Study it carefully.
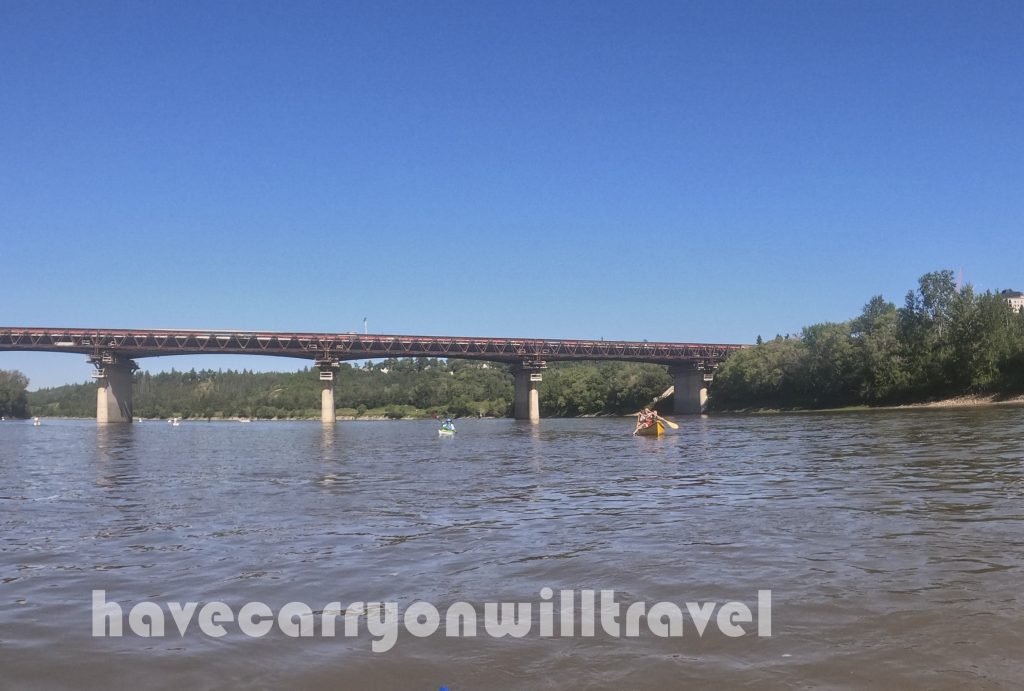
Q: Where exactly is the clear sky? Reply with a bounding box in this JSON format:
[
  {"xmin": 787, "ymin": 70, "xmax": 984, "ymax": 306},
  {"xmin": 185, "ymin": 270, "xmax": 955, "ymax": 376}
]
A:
[{"xmin": 2, "ymin": 1, "xmax": 1022, "ymax": 388}]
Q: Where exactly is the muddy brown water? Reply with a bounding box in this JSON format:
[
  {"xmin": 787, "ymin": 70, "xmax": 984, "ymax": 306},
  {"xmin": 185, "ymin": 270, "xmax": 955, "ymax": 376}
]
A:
[{"xmin": 1, "ymin": 411, "xmax": 1022, "ymax": 689}]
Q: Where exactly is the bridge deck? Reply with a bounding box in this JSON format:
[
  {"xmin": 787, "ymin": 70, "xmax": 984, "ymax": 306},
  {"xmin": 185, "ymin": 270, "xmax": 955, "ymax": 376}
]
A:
[{"xmin": 0, "ymin": 328, "xmax": 745, "ymax": 365}]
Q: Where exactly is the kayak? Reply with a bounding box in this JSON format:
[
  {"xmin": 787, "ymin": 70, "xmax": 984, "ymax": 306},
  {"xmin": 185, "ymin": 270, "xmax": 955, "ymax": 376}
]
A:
[
  {"xmin": 634, "ymin": 419, "xmax": 664, "ymax": 437},
  {"xmin": 438, "ymin": 428, "xmax": 456, "ymax": 437}
]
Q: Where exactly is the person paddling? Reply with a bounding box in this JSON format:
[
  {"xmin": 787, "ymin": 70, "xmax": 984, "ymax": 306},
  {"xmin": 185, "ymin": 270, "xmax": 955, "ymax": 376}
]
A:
[{"xmin": 634, "ymin": 408, "xmax": 657, "ymax": 434}]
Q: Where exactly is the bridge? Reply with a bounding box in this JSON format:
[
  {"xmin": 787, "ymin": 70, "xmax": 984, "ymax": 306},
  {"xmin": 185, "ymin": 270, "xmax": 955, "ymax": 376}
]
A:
[{"xmin": 0, "ymin": 327, "xmax": 745, "ymax": 423}]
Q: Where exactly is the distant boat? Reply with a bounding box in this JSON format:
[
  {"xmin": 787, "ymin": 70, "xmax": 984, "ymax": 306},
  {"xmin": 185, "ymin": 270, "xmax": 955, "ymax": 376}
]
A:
[
  {"xmin": 32, "ymin": 417, "xmax": 41, "ymax": 427},
  {"xmin": 170, "ymin": 417, "xmax": 181, "ymax": 427}
]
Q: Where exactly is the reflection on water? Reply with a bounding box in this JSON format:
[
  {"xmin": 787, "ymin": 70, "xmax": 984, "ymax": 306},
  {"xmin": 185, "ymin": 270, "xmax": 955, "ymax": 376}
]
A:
[
  {"xmin": 95, "ymin": 423, "xmax": 136, "ymax": 460},
  {"xmin": 0, "ymin": 411, "xmax": 1023, "ymax": 689},
  {"xmin": 94, "ymin": 424, "xmax": 138, "ymax": 490},
  {"xmin": 319, "ymin": 422, "xmax": 335, "ymax": 456},
  {"xmin": 524, "ymin": 421, "xmax": 544, "ymax": 472}
]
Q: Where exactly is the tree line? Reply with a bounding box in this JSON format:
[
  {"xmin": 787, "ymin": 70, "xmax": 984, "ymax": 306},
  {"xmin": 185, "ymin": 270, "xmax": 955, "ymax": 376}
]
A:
[
  {"xmin": 711, "ymin": 270, "xmax": 1024, "ymax": 410},
  {"xmin": 24, "ymin": 359, "xmax": 671, "ymax": 419}
]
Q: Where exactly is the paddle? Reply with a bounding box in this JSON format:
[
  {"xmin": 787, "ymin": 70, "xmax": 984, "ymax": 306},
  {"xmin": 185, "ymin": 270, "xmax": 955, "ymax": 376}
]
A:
[{"xmin": 629, "ymin": 410, "xmax": 679, "ymax": 430}]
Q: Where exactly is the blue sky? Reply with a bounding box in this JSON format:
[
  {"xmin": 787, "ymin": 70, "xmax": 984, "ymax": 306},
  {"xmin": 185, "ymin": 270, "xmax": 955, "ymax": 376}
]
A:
[{"xmin": 2, "ymin": 1, "xmax": 1022, "ymax": 388}]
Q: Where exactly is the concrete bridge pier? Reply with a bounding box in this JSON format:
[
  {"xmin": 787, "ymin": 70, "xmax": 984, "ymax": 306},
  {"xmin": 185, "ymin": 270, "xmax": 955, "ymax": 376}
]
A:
[
  {"xmin": 91, "ymin": 355, "xmax": 138, "ymax": 423},
  {"xmin": 317, "ymin": 360, "xmax": 337, "ymax": 424},
  {"xmin": 671, "ymin": 364, "xmax": 713, "ymax": 415},
  {"xmin": 513, "ymin": 361, "xmax": 546, "ymax": 422}
]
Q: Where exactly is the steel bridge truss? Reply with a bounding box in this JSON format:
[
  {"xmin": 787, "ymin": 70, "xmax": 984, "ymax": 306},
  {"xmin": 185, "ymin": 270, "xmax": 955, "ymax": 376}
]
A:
[{"xmin": 0, "ymin": 328, "xmax": 744, "ymax": 368}]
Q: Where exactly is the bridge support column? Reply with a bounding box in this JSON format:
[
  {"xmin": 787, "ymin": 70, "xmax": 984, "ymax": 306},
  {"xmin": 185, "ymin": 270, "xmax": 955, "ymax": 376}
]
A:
[
  {"xmin": 671, "ymin": 365, "xmax": 712, "ymax": 415},
  {"xmin": 513, "ymin": 361, "xmax": 546, "ymax": 422},
  {"xmin": 91, "ymin": 355, "xmax": 137, "ymax": 424},
  {"xmin": 317, "ymin": 360, "xmax": 337, "ymax": 424}
]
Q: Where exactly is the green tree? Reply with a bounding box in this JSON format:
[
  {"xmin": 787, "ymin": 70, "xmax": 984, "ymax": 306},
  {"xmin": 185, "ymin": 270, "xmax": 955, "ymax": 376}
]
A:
[
  {"xmin": 852, "ymin": 297, "xmax": 906, "ymax": 402},
  {"xmin": 0, "ymin": 370, "xmax": 30, "ymax": 418},
  {"xmin": 712, "ymin": 269, "xmax": 1024, "ymax": 410}
]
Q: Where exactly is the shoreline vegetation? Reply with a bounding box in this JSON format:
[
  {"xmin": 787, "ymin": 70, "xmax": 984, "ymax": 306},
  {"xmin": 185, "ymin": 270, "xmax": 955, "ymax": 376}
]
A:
[
  {"xmin": 709, "ymin": 270, "xmax": 1024, "ymax": 413},
  {"xmin": 19, "ymin": 360, "xmax": 674, "ymax": 421}
]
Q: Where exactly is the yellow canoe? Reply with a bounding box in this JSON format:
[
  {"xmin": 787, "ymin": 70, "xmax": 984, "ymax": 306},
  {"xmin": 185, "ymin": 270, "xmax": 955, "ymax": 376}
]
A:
[{"xmin": 634, "ymin": 419, "xmax": 664, "ymax": 437}]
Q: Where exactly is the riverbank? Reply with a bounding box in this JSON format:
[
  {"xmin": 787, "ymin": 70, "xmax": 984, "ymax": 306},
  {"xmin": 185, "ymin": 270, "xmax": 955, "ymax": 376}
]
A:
[
  {"xmin": 22, "ymin": 393, "xmax": 1024, "ymax": 421},
  {"xmin": 716, "ymin": 392, "xmax": 1024, "ymax": 414},
  {"xmin": 892, "ymin": 393, "xmax": 1024, "ymax": 409},
  {"xmin": 19, "ymin": 413, "xmax": 505, "ymax": 422}
]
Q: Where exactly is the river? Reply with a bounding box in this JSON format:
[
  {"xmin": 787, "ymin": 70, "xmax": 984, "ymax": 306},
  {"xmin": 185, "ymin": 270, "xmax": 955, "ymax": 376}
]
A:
[{"xmin": 1, "ymin": 410, "xmax": 1022, "ymax": 689}]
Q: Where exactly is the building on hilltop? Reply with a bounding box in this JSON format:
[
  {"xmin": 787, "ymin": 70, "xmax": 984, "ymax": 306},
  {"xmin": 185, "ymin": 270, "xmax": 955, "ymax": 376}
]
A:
[{"xmin": 1000, "ymin": 289, "xmax": 1024, "ymax": 312}]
